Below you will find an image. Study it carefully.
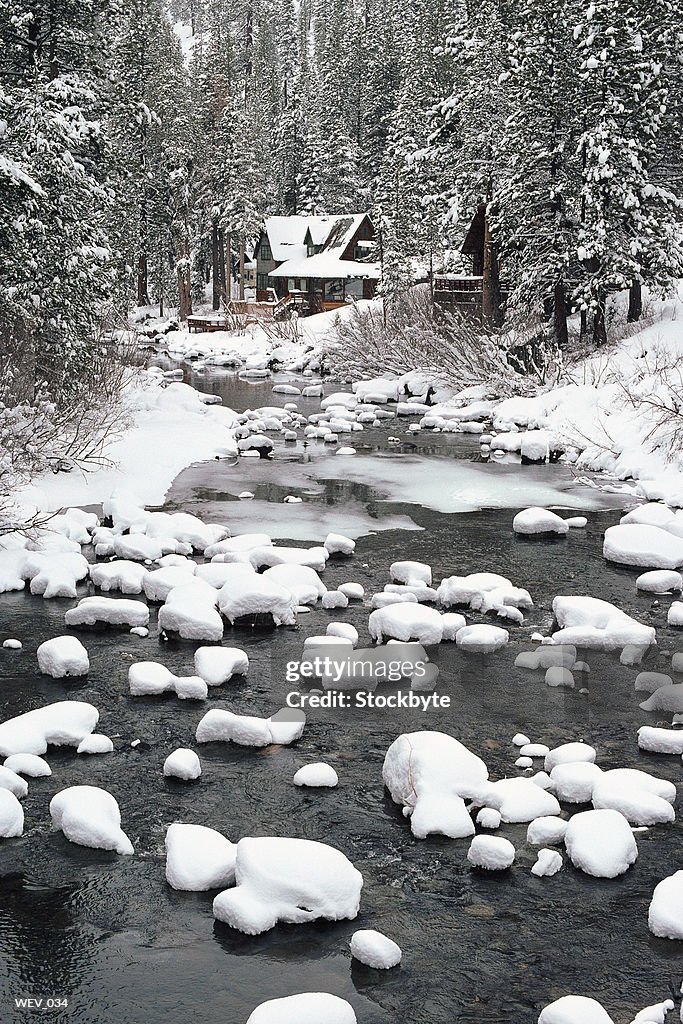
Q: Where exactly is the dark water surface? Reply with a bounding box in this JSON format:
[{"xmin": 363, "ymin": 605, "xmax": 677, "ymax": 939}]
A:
[{"xmin": 1, "ymin": 366, "xmax": 682, "ymax": 1023}]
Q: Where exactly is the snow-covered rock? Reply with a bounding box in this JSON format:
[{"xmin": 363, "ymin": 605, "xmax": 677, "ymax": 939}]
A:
[
  {"xmin": 549, "ymin": 762, "xmax": 602, "ymax": 803},
  {"xmin": 112, "ymin": 533, "xmax": 163, "ymax": 562},
  {"xmin": 77, "ymin": 734, "xmax": 113, "ymax": 755},
  {"xmin": 0, "ymin": 765, "xmax": 28, "ymax": 798},
  {"xmin": 159, "ymin": 581, "xmax": 224, "ymax": 641},
  {"xmin": 603, "ymin": 523, "xmax": 683, "ymax": 569},
  {"xmin": 531, "ymin": 849, "xmax": 563, "ymax": 877},
  {"xmin": 246, "ymin": 994, "xmax": 357, "ymax": 1024},
  {"xmin": 0, "ymin": 700, "xmax": 98, "ymax": 756},
  {"xmin": 37, "ymin": 636, "xmax": 89, "ymax": 678},
  {"xmin": 196, "ymin": 708, "xmax": 305, "ymax": 747},
  {"xmin": 325, "ymin": 533, "xmax": 355, "ymax": 556},
  {"xmin": 538, "ymin": 995, "xmax": 615, "ymax": 1024},
  {"xmin": 326, "ymin": 622, "xmax": 359, "ymax": 645},
  {"xmin": 636, "ymin": 570, "xmax": 682, "ymax": 594},
  {"xmin": 143, "ymin": 565, "xmax": 197, "ymax": 602},
  {"xmin": 218, "ymin": 575, "xmax": 297, "ymax": 625},
  {"xmin": 477, "ymin": 807, "xmax": 502, "ymax": 829},
  {"xmin": 441, "ymin": 612, "xmax": 467, "ymax": 639},
  {"xmin": 163, "ymin": 748, "xmax": 201, "ymax": 780},
  {"xmin": 293, "ymin": 763, "xmax": 338, "ymax": 787},
  {"xmin": 0, "ymin": 789, "xmax": 24, "ymax": 837},
  {"xmin": 25, "ymin": 550, "xmax": 89, "ymax": 599},
  {"xmin": 544, "ymin": 742, "xmax": 596, "ymax": 773},
  {"xmin": 390, "ymin": 560, "xmax": 432, "ymax": 586},
  {"xmin": 488, "ymin": 778, "xmax": 561, "ymax": 823},
  {"xmin": 591, "ymin": 769, "xmax": 676, "ymax": 825},
  {"xmin": 212, "ymin": 836, "xmax": 362, "ymax": 934},
  {"xmin": 4, "ymin": 753, "xmax": 51, "ymax": 777},
  {"xmin": 639, "ymin": 684, "xmax": 683, "ymax": 714},
  {"xmin": 263, "ymin": 564, "xmax": 326, "ymax": 605},
  {"xmin": 349, "ymin": 929, "xmax": 402, "ymax": 969},
  {"xmin": 437, "ymin": 572, "xmax": 532, "ymax": 620},
  {"xmin": 321, "ymin": 590, "xmax": 349, "ymax": 609},
  {"xmin": 194, "ymin": 646, "xmax": 249, "ymax": 686},
  {"xmin": 90, "ymin": 560, "xmax": 149, "ymax": 594},
  {"xmin": 382, "ymin": 731, "xmax": 488, "ymax": 839},
  {"xmin": 369, "ymin": 603, "xmax": 443, "ymax": 645},
  {"xmin": 456, "ymin": 624, "xmax": 509, "ymax": 653},
  {"xmin": 513, "ymin": 507, "xmax": 569, "ymax": 536},
  {"xmin": 65, "ymin": 597, "xmax": 149, "ymax": 629},
  {"xmin": 50, "ymin": 785, "xmax": 133, "ymax": 855},
  {"xmin": 668, "ymin": 602, "xmax": 683, "ymax": 627},
  {"xmin": 165, "ymin": 822, "xmax": 236, "ymax": 891},
  {"xmin": 339, "ymin": 582, "xmax": 364, "ymax": 600},
  {"xmin": 637, "ymin": 725, "xmax": 683, "ymax": 754},
  {"xmin": 2, "ymin": 638, "xmax": 22, "ymax": 650},
  {"xmin": 648, "ymin": 870, "xmax": 683, "ymax": 939},
  {"xmin": 248, "ymin": 545, "xmax": 328, "ymax": 571},
  {"xmin": 526, "ymin": 816, "xmax": 569, "ymax": 846},
  {"xmin": 551, "ymin": 596, "xmax": 654, "ymax": 650},
  {"xmin": 467, "ymin": 834, "xmax": 515, "ymax": 870},
  {"xmin": 129, "ymin": 662, "xmax": 208, "ymax": 700},
  {"xmin": 564, "ymin": 808, "xmax": 637, "ymax": 878}
]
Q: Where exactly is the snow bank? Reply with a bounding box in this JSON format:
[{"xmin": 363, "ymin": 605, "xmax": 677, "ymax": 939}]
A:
[
  {"xmin": 0, "ymin": 701, "xmax": 98, "ymax": 756},
  {"xmin": 383, "ymin": 731, "xmax": 488, "ymax": 839},
  {"xmin": 212, "ymin": 836, "xmax": 362, "ymax": 934},
  {"xmin": 37, "ymin": 636, "xmax": 89, "ymax": 678},
  {"xmin": 50, "ymin": 785, "xmax": 133, "ymax": 855},
  {"xmin": 349, "ymin": 929, "xmax": 402, "ymax": 969},
  {"xmin": 165, "ymin": 823, "xmax": 236, "ymax": 891}
]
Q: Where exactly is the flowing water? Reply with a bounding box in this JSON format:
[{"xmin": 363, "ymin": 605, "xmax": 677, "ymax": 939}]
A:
[{"xmin": 1, "ymin": 363, "xmax": 681, "ymax": 1023}]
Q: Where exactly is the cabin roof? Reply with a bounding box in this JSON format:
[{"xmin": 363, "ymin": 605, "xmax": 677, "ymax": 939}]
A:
[
  {"xmin": 267, "ymin": 213, "xmax": 376, "ymax": 280},
  {"xmin": 261, "ymin": 215, "xmax": 340, "ymax": 261}
]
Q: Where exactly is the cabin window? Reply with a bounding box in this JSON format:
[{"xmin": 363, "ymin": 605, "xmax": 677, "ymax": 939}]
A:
[
  {"xmin": 259, "ymin": 238, "xmax": 273, "ymax": 261},
  {"xmin": 257, "ymin": 274, "xmax": 269, "ymax": 291}
]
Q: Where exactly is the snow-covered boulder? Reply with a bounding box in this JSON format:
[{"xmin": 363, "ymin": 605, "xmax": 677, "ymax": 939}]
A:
[
  {"xmin": 339, "ymin": 582, "xmax": 364, "ymax": 600},
  {"xmin": 637, "ymin": 726, "xmax": 683, "ymax": 754},
  {"xmin": 549, "ymin": 762, "xmax": 602, "ymax": 803},
  {"xmin": 165, "ymin": 822, "xmax": 236, "ymax": 891},
  {"xmin": 603, "ymin": 523, "xmax": 683, "ymax": 569},
  {"xmin": 65, "ymin": 597, "xmax": 149, "ymax": 629},
  {"xmin": 159, "ymin": 581, "xmax": 223, "ymax": 641},
  {"xmin": 441, "ymin": 613, "xmax": 467, "ymax": 640},
  {"xmin": 531, "ymin": 849, "xmax": 563, "ymax": 877},
  {"xmin": 668, "ymin": 602, "xmax": 683, "ymax": 627},
  {"xmin": 90, "ymin": 561, "xmax": 149, "ymax": 594},
  {"xmin": 37, "ymin": 636, "xmax": 89, "ymax": 678},
  {"xmin": 143, "ymin": 565, "xmax": 197, "ymax": 602},
  {"xmin": 212, "ymin": 836, "xmax": 363, "ymax": 934},
  {"xmin": 551, "ymin": 596, "xmax": 654, "ymax": 650},
  {"xmin": 246, "ymin": 994, "xmax": 357, "ymax": 1024},
  {"xmin": 513, "ymin": 507, "xmax": 569, "ymax": 536},
  {"xmin": 639, "ymin": 684, "xmax": 683, "ymax": 714},
  {"xmin": 648, "ymin": 870, "xmax": 683, "ymax": 939},
  {"xmin": 163, "ymin": 748, "xmax": 201, "ymax": 780},
  {"xmin": 196, "ymin": 708, "xmax": 305, "ymax": 747},
  {"xmin": 325, "ymin": 533, "xmax": 355, "ymax": 556},
  {"xmin": 437, "ymin": 572, "xmax": 532, "ymax": 620},
  {"xmin": 217, "ymin": 576, "xmax": 297, "ymax": 625},
  {"xmin": 526, "ymin": 816, "xmax": 569, "ymax": 846},
  {"xmin": 382, "ymin": 731, "xmax": 488, "ymax": 839},
  {"xmin": 390, "ymin": 560, "xmax": 432, "ymax": 586},
  {"xmin": 538, "ymin": 995, "xmax": 615, "ymax": 1024},
  {"xmin": 544, "ymin": 742, "xmax": 596, "ymax": 773},
  {"xmin": 0, "ymin": 765, "xmax": 28, "ymax": 798},
  {"xmin": 487, "ymin": 778, "xmax": 561, "ymax": 823},
  {"xmin": 467, "ymin": 835, "xmax": 515, "ymax": 870},
  {"xmin": 263, "ymin": 564, "xmax": 326, "ymax": 605},
  {"xmin": 25, "ymin": 551, "xmax": 89, "ymax": 599},
  {"xmin": 350, "ymin": 929, "xmax": 402, "ymax": 969},
  {"xmin": 591, "ymin": 768, "xmax": 676, "ymax": 826},
  {"xmin": 0, "ymin": 701, "xmax": 98, "ymax": 756},
  {"xmin": 564, "ymin": 809, "xmax": 637, "ymax": 878},
  {"xmin": 4, "ymin": 753, "xmax": 51, "ymax": 777},
  {"xmin": 636, "ymin": 570, "xmax": 682, "ymax": 594},
  {"xmin": 456, "ymin": 624, "xmax": 509, "ymax": 653},
  {"xmin": 50, "ymin": 785, "xmax": 133, "ymax": 855},
  {"xmin": 326, "ymin": 622, "xmax": 359, "ymax": 645},
  {"xmin": 194, "ymin": 646, "xmax": 249, "ymax": 686},
  {"xmin": 369, "ymin": 603, "xmax": 444, "ymax": 645},
  {"xmin": 77, "ymin": 734, "xmax": 113, "ymax": 755},
  {"xmin": 195, "ymin": 562, "xmax": 253, "ymax": 588},
  {"xmin": 248, "ymin": 545, "xmax": 328, "ymax": 571},
  {"xmin": 0, "ymin": 789, "xmax": 24, "ymax": 837},
  {"xmin": 112, "ymin": 533, "xmax": 163, "ymax": 562},
  {"xmin": 293, "ymin": 763, "xmax": 338, "ymax": 788},
  {"xmin": 621, "ymin": 503, "xmax": 675, "ymax": 528},
  {"xmin": 129, "ymin": 662, "xmax": 207, "ymax": 700}
]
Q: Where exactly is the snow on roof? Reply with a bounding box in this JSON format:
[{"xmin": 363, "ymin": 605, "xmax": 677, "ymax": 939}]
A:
[
  {"xmin": 266, "ymin": 212, "xmax": 376, "ymax": 280},
  {"xmin": 263, "ymin": 215, "xmax": 338, "ymax": 261}
]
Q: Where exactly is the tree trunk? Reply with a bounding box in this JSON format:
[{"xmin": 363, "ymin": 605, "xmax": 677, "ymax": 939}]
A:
[
  {"xmin": 211, "ymin": 223, "xmax": 220, "ymax": 310},
  {"xmin": 481, "ymin": 210, "xmax": 502, "ymax": 329},
  {"xmin": 579, "ymin": 309, "xmax": 588, "ymax": 344},
  {"xmin": 218, "ymin": 228, "xmax": 227, "ymax": 303},
  {"xmin": 552, "ymin": 281, "xmax": 569, "ymax": 349},
  {"xmin": 627, "ymin": 280, "xmax": 643, "ymax": 323},
  {"xmin": 592, "ymin": 296, "xmax": 608, "ymax": 347},
  {"xmin": 239, "ymin": 237, "xmax": 245, "ymax": 300},
  {"xmin": 225, "ymin": 232, "xmax": 233, "ymax": 302},
  {"xmin": 137, "ymin": 252, "xmax": 149, "ymax": 307}
]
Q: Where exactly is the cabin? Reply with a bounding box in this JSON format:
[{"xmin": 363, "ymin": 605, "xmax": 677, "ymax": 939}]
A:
[
  {"xmin": 253, "ymin": 213, "xmax": 378, "ymax": 314},
  {"xmin": 434, "ymin": 205, "xmax": 507, "ymax": 322}
]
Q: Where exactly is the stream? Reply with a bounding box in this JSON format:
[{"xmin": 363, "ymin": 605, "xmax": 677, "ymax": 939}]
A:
[{"xmin": 0, "ymin": 364, "xmax": 681, "ymax": 1024}]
